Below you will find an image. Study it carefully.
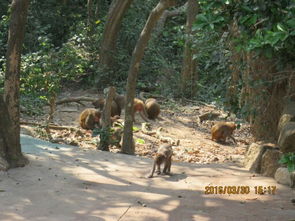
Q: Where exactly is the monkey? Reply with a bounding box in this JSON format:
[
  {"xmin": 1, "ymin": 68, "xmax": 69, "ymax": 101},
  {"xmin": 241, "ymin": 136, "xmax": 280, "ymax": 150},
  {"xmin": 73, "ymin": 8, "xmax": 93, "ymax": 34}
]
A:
[
  {"xmin": 79, "ymin": 108, "xmax": 101, "ymax": 130},
  {"xmin": 211, "ymin": 122, "xmax": 237, "ymax": 144},
  {"xmin": 147, "ymin": 143, "xmax": 173, "ymax": 178},
  {"xmin": 104, "ymin": 88, "xmax": 126, "ymax": 110},
  {"xmin": 145, "ymin": 98, "xmax": 160, "ymax": 120},
  {"xmin": 133, "ymin": 98, "xmax": 149, "ymax": 122},
  {"xmin": 92, "ymin": 98, "xmax": 121, "ymax": 117},
  {"xmin": 113, "ymin": 93, "xmax": 125, "ymax": 111},
  {"xmin": 104, "ymin": 88, "xmax": 149, "ymax": 122}
]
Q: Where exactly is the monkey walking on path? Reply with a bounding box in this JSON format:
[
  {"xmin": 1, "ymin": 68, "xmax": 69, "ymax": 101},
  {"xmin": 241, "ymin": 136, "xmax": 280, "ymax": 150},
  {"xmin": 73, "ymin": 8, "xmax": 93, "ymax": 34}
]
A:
[{"xmin": 147, "ymin": 143, "xmax": 173, "ymax": 178}]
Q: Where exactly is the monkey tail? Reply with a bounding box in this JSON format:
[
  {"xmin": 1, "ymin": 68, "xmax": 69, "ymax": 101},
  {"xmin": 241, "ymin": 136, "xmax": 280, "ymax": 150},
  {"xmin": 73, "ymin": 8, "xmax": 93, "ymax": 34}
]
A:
[{"xmin": 139, "ymin": 92, "xmax": 147, "ymax": 102}]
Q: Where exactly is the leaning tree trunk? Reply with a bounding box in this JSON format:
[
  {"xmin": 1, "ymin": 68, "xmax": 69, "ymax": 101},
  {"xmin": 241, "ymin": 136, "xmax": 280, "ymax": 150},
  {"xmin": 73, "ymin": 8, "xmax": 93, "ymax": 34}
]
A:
[
  {"xmin": 155, "ymin": 1, "xmax": 187, "ymax": 37},
  {"xmin": 180, "ymin": 0, "xmax": 198, "ymax": 98},
  {"xmin": 99, "ymin": 0, "xmax": 133, "ymax": 69},
  {"xmin": 1, "ymin": 0, "xmax": 30, "ymax": 170},
  {"xmin": 121, "ymin": 0, "xmax": 176, "ymax": 154}
]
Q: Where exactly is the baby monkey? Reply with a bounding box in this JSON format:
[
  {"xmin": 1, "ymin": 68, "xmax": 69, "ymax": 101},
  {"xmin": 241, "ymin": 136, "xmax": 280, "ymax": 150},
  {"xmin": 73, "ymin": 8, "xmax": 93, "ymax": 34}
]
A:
[
  {"xmin": 211, "ymin": 121, "xmax": 236, "ymax": 144},
  {"xmin": 147, "ymin": 143, "xmax": 173, "ymax": 178}
]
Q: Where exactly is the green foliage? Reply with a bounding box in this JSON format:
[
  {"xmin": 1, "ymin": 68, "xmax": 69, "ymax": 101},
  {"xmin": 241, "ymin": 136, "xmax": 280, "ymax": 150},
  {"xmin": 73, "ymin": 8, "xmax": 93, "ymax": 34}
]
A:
[
  {"xmin": 97, "ymin": 127, "xmax": 111, "ymax": 148},
  {"xmin": 132, "ymin": 126, "xmax": 140, "ymax": 132},
  {"xmin": 0, "ymin": 14, "xmax": 9, "ymax": 81},
  {"xmin": 21, "ymin": 31, "xmax": 90, "ymax": 102},
  {"xmin": 136, "ymin": 138, "xmax": 145, "ymax": 144},
  {"xmin": 193, "ymin": 29, "xmax": 233, "ymax": 104},
  {"xmin": 234, "ymin": 0, "xmax": 295, "ymax": 59},
  {"xmin": 25, "ymin": 0, "xmax": 88, "ymax": 52},
  {"xmin": 279, "ymin": 153, "xmax": 295, "ymax": 172},
  {"xmin": 190, "ymin": 0, "xmax": 295, "ymax": 117}
]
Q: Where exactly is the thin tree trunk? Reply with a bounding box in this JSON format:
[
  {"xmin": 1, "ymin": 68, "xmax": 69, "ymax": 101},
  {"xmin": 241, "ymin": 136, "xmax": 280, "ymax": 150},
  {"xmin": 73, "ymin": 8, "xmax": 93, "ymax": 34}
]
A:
[
  {"xmin": 98, "ymin": 86, "xmax": 115, "ymax": 151},
  {"xmin": 87, "ymin": 0, "xmax": 94, "ymax": 34},
  {"xmin": 121, "ymin": 0, "xmax": 176, "ymax": 154},
  {"xmin": 180, "ymin": 0, "xmax": 198, "ymax": 98},
  {"xmin": 99, "ymin": 0, "xmax": 133, "ymax": 69},
  {"xmin": 1, "ymin": 0, "xmax": 30, "ymax": 169},
  {"xmin": 155, "ymin": 2, "xmax": 187, "ymax": 36}
]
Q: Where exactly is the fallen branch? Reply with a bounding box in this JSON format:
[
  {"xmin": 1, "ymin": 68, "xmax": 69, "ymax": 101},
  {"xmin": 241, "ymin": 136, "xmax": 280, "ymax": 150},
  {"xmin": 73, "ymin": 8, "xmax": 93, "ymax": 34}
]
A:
[
  {"xmin": 20, "ymin": 121, "xmax": 79, "ymax": 130},
  {"xmin": 56, "ymin": 96, "xmax": 97, "ymax": 105},
  {"xmin": 139, "ymin": 92, "xmax": 167, "ymax": 101},
  {"xmin": 182, "ymin": 98, "xmax": 214, "ymax": 107},
  {"xmin": 156, "ymin": 127, "xmax": 180, "ymax": 145}
]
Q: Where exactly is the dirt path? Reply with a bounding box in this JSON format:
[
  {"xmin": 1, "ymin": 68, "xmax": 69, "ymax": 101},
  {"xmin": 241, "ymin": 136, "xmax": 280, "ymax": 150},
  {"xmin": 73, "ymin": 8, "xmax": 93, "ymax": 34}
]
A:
[
  {"xmin": 0, "ymin": 135, "xmax": 294, "ymax": 221},
  {"xmin": 21, "ymin": 88, "xmax": 251, "ymax": 164}
]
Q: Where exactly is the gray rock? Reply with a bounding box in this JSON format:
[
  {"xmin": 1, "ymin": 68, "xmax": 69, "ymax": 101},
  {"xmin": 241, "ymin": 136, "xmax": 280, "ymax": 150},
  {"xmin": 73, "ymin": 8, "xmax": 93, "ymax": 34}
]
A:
[
  {"xmin": 261, "ymin": 148, "xmax": 282, "ymax": 177},
  {"xmin": 244, "ymin": 143, "xmax": 268, "ymax": 173},
  {"xmin": 278, "ymin": 122, "xmax": 295, "ymax": 153},
  {"xmin": 274, "ymin": 167, "xmax": 292, "ymax": 186},
  {"xmin": 277, "ymin": 102, "xmax": 295, "ymax": 134}
]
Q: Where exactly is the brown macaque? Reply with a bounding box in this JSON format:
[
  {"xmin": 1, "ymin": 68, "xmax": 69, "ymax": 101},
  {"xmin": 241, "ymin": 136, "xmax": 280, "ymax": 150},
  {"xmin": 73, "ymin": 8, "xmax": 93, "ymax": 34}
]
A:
[
  {"xmin": 147, "ymin": 143, "xmax": 173, "ymax": 178},
  {"xmin": 211, "ymin": 122, "xmax": 237, "ymax": 144},
  {"xmin": 113, "ymin": 93, "xmax": 125, "ymax": 111},
  {"xmin": 79, "ymin": 108, "xmax": 101, "ymax": 130},
  {"xmin": 133, "ymin": 98, "xmax": 149, "ymax": 122},
  {"xmin": 104, "ymin": 88, "xmax": 149, "ymax": 122},
  {"xmin": 92, "ymin": 98, "xmax": 121, "ymax": 117},
  {"xmin": 104, "ymin": 88, "xmax": 126, "ymax": 111},
  {"xmin": 145, "ymin": 98, "xmax": 160, "ymax": 120}
]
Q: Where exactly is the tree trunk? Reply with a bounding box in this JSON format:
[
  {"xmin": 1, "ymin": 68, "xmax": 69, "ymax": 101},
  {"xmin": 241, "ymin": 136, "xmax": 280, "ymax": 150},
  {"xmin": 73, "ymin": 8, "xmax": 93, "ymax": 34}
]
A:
[
  {"xmin": 99, "ymin": 0, "xmax": 133, "ymax": 69},
  {"xmin": 155, "ymin": 2, "xmax": 187, "ymax": 36},
  {"xmin": 121, "ymin": 0, "xmax": 176, "ymax": 154},
  {"xmin": 180, "ymin": 0, "xmax": 198, "ymax": 98},
  {"xmin": 98, "ymin": 86, "xmax": 115, "ymax": 151},
  {"xmin": 87, "ymin": 0, "xmax": 94, "ymax": 34},
  {"xmin": 0, "ymin": 96, "xmax": 28, "ymax": 170},
  {"xmin": 1, "ymin": 0, "xmax": 30, "ymax": 170}
]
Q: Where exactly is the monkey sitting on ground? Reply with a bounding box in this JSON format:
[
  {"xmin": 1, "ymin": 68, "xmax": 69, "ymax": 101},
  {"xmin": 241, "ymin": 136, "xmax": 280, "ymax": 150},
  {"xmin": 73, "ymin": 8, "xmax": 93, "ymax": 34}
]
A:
[
  {"xmin": 92, "ymin": 97, "xmax": 121, "ymax": 117},
  {"xmin": 147, "ymin": 143, "xmax": 173, "ymax": 178},
  {"xmin": 103, "ymin": 88, "xmax": 126, "ymax": 111},
  {"xmin": 104, "ymin": 88, "xmax": 149, "ymax": 122},
  {"xmin": 145, "ymin": 98, "xmax": 160, "ymax": 120},
  {"xmin": 79, "ymin": 108, "xmax": 101, "ymax": 130},
  {"xmin": 211, "ymin": 122, "xmax": 237, "ymax": 144}
]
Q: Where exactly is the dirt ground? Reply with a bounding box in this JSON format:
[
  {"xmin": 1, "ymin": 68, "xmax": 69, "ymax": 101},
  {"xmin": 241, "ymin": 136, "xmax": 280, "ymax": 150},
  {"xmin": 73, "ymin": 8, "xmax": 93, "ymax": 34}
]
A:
[
  {"xmin": 9, "ymin": 88, "xmax": 293, "ymax": 221},
  {"xmin": 21, "ymin": 88, "xmax": 253, "ymax": 165},
  {"xmin": 0, "ymin": 135, "xmax": 294, "ymax": 221}
]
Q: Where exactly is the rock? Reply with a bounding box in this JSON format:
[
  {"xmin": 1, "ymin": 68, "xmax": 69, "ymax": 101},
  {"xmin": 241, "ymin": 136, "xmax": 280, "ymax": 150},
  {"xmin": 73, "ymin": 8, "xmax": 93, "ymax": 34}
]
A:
[
  {"xmin": 278, "ymin": 122, "xmax": 295, "ymax": 153},
  {"xmin": 261, "ymin": 148, "xmax": 282, "ymax": 177},
  {"xmin": 244, "ymin": 143, "xmax": 269, "ymax": 173},
  {"xmin": 60, "ymin": 107, "xmax": 78, "ymax": 112},
  {"xmin": 274, "ymin": 167, "xmax": 292, "ymax": 186},
  {"xmin": 277, "ymin": 102, "xmax": 295, "ymax": 134}
]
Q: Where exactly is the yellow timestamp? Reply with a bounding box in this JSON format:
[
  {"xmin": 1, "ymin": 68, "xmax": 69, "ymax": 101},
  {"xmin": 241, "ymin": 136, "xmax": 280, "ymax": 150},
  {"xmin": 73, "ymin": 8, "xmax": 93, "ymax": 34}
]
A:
[{"xmin": 204, "ymin": 185, "xmax": 277, "ymax": 195}]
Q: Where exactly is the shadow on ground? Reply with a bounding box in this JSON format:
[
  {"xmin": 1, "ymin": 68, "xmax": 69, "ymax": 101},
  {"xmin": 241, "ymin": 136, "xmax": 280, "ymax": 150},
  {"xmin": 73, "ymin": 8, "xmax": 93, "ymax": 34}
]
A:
[{"xmin": 0, "ymin": 135, "xmax": 294, "ymax": 221}]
